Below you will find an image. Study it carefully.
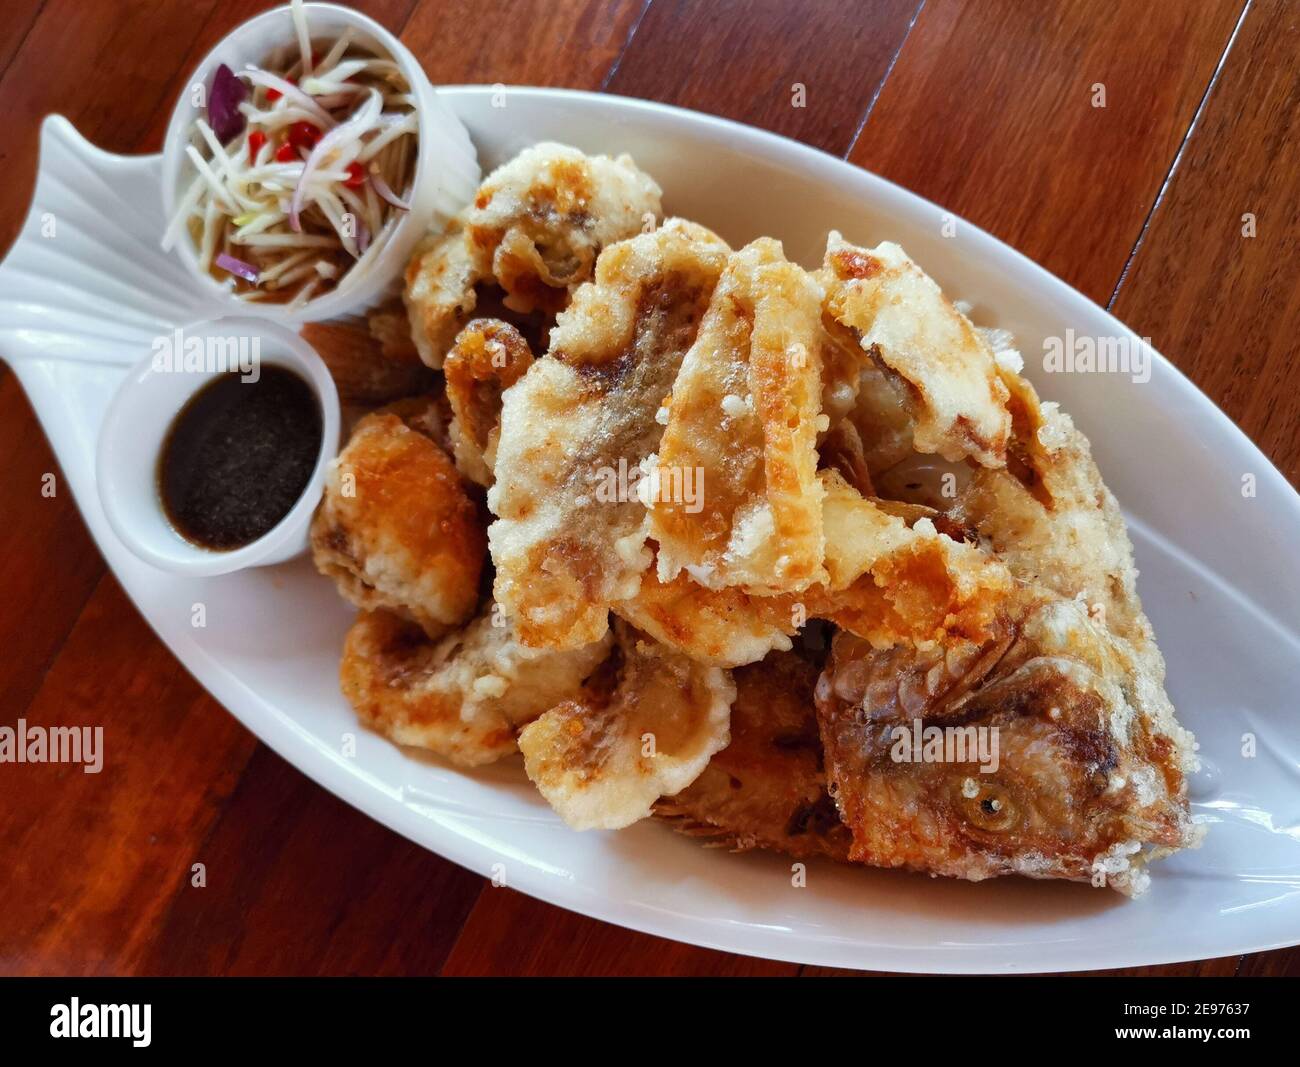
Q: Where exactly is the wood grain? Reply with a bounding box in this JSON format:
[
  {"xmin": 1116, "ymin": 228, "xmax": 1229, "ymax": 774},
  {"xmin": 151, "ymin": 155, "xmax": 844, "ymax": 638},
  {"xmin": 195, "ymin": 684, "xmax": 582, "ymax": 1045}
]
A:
[
  {"xmin": 606, "ymin": 0, "xmax": 924, "ymax": 154},
  {"xmin": 0, "ymin": 376, "xmax": 104, "ymax": 719},
  {"xmin": 0, "ymin": 0, "xmax": 1294, "ymax": 978},
  {"xmin": 137, "ymin": 746, "xmax": 483, "ymax": 976},
  {"xmin": 442, "ymin": 888, "xmax": 797, "ymax": 976},
  {"xmin": 1110, "ymin": 0, "xmax": 1300, "ymax": 485},
  {"xmin": 847, "ymin": 0, "xmax": 1246, "ymax": 304},
  {"xmin": 401, "ymin": 0, "xmax": 646, "ymax": 88},
  {"xmin": 0, "ymin": 576, "xmax": 259, "ymax": 976}
]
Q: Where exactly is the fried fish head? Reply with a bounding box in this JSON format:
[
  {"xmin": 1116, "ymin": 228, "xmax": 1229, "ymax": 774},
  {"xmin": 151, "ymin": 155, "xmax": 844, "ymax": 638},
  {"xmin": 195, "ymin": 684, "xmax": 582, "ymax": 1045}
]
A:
[
  {"xmin": 403, "ymin": 143, "xmax": 662, "ymax": 368},
  {"xmin": 656, "ymin": 650, "xmax": 852, "ymax": 861},
  {"xmin": 311, "ymin": 411, "xmax": 485, "ymax": 638},
  {"xmin": 954, "ymin": 369, "xmax": 1155, "ymax": 654},
  {"xmin": 341, "ymin": 607, "xmax": 611, "ymax": 767},
  {"xmin": 820, "ymin": 232, "xmax": 1011, "ymax": 467},
  {"xmin": 815, "ymin": 589, "xmax": 1199, "ymax": 894},
  {"xmin": 444, "ymin": 318, "xmax": 535, "ymax": 487},
  {"xmin": 650, "ymin": 237, "xmax": 829, "ymax": 595},
  {"xmin": 519, "ymin": 622, "xmax": 736, "ymax": 830},
  {"xmin": 487, "ymin": 219, "xmax": 731, "ymax": 650}
]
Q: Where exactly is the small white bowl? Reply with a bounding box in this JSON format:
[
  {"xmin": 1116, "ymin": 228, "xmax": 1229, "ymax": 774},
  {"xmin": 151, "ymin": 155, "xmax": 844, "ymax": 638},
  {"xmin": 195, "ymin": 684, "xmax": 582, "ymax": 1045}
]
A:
[
  {"xmin": 160, "ymin": 2, "xmax": 479, "ymax": 323},
  {"xmin": 97, "ymin": 317, "xmax": 341, "ymax": 577}
]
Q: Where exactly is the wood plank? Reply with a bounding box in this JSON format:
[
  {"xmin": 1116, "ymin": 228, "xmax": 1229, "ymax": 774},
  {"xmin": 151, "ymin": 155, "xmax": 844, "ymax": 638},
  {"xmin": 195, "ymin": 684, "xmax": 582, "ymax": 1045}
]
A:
[
  {"xmin": 0, "ymin": 0, "xmax": 43, "ymax": 82},
  {"xmin": 1236, "ymin": 948, "xmax": 1300, "ymax": 978},
  {"xmin": 0, "ymin": 375, "xmax": 104, "ymax": 718},
  {"xmin": 137, "ymin": 746, "xmax": 483, "ymax": 976},
  {"xmin": 606, "ymin": 0, "xmax": 923, "ymax": 155},
  {"xmin": 846, "ymin": 0, "xmax": 1245, "ymax": 304},
  {"xmin": 0, "ymin": 576, "xmax": 259, "ymax": 976},
  {"xmin": 1110, "ymin": 0, "xmax": 1300, "ymax": 484},
  {"xmin": 441, "ymin": 889, "xmax": 797, "ymax": 975},
  {"xmin": 1103, "ymin": 0, "xmax": 1300, "ymax": 978},
  {"xmin": 0, "ymin": 0, "xmax": 223, "ymax": 256},
  {"xmin": 402, "ymin": 0, "xmax": 646, "ymax": 88}
]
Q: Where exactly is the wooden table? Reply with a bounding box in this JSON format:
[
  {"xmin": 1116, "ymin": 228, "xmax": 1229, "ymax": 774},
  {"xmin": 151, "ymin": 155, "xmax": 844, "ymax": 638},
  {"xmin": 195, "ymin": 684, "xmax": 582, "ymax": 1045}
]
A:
[{"xmin": 1, "ymin": 0, "xmax": 1296, "ymax": 977}]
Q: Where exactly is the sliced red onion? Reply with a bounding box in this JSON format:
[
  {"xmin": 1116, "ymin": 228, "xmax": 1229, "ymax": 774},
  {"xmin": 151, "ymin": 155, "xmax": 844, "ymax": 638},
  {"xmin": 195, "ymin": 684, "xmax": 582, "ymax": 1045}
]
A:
[
  {"xmin": 208, "ymin": 64, "xmax": 248, "ymax": 144},
  {"xmin": 355, "ymin": 219, "xmax": 371, "ymax": 256},
  {"xmin": 215, "ymin": 252, "xmax": 260, "ymax": 283},
  {"xmin": 290, "ymin": 88, "xmax": 383, "ymax": 232},
  {"xmin": 239, "ymin": 67, "xmax": 334, "ymax": 128},
  {"xmin": 370, "ymin": 173, "xmax": 410, "ymax": 212}
]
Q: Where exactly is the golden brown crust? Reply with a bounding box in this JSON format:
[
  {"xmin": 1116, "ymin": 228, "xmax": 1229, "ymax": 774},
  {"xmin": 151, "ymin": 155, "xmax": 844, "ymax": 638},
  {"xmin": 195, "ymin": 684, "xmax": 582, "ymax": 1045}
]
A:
[
  {"xmin": 311, "ymin": 412, "xmax": 485, "ymax": 637},
  {"xmin": 656, "ymin": 651, "xmax": 852, "ymax": 861},
  {"xmin": 650, "ymin": 238, "xmax": 829, "ymax": 594},
  {"xmin": 815, "ymin": 586, "xmax": 1197, "ymax": 894},
  {"xmin": 404, "ymin": 143, "xmax": 663, "ymax": 368},
  {"xmin": 487, "ymin": 219, "xmax": 730, "ymax": 650},
  {"xmin": 341, "ymin": 607, "xmax": 610, "ymax": 766},
  {"xmin": 518, "ymin": 622, "xmax": 735, "ymax": 829},
  {"xmin": 444, "ymin": 318, "xmax": 536, "ymax": 486},
  {"xmin": 820, "ymin": 233, "xmax": 1011, "ymax": 467}
]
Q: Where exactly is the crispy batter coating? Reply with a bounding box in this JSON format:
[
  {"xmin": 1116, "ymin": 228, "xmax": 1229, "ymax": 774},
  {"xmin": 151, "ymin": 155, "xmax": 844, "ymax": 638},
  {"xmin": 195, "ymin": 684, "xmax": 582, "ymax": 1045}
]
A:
[
  {"xmin": 820, "ymin": 233, "xmax": 1011, "ymax": 467},
  {"xmin": 815, "ymin": 587, "xmax": 1199, "ymax": 895},
  {"xmin": 783, "ymin": 471, "xmax": 1013, "ymax": 651},
  {"xmin": 312, "ymin": 411, "xmax": 485, "ymax": 638},
  {"xmin": 656, "ymin": 651, "xmax": 852, "ymax": 861},
  {"xmin": 444, "ymin": 318, "xmax": 535, "ymax": 486},
  {"xmin": 341, "ymin": 607, "xmax": 611, "ymax": 767},
  {"xmin": 954, "ymin": 370, "xmax": 1154, "ymax": 652},
  {"xmin": 404, "ymin": 143, "xmax": 663, "ymax": 367},
  {"xmin": 519, "ymin": 623, "xmax": 736, "ymax": 829},
  {"xmin": 487, "ymin": 219, "xmax": 731, "ymax": 650},
  {"xmin": 613, "ymin": 561, "xmax": 797, "ymax": 669},
  {"xmin": 650, "ymin": 238, "xmax": 829, "ymax": 594}
]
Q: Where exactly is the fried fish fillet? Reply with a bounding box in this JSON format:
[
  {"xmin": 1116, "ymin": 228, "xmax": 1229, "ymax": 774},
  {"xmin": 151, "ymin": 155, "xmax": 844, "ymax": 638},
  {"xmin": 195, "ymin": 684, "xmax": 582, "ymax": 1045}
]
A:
[
  {"xmin": 443, "ymin": 318, "xmax": 535, "ymax": 486},
  {"xmin": 341, "ymin": 607, "xmax": 611, "ymax": 767},
  {"xmin": 808, "ymin": 470, "xmax": 1013, "ymax": 649},
  {"xmin": 519, "ymin": 622, "xmax": 736, "ymax": 830},
  {"xmin": 311, "ymin": 409, "xmax": 485, "ymax": 638},
  {"xmin": 613, "ymin": 561, "xmax": 797, "ymax": 668},
  {"xmin": 656, "ymin": 650, "xmax": 852, "ymax": 861},
  {"xmin": 815, "ymin": 586, "xmax": 1199, "ymax": 894},
  {"xmin": 404, "ymin": 143, "xmax": 663, "ymax": 367},
  {"xmin": 820, "ymin": 233, "xmax": 1011, "ymax": 467},
  {"xmin": 487, "ymin": 219, "xmax": 731, "ymax": 650},
  {"xmin": 650, "ymin": 238, "xmax": 829, "ymax": 594},
  {"xmin": 300, "ymin": 299, "xmax": 434, "ymax": 404}
]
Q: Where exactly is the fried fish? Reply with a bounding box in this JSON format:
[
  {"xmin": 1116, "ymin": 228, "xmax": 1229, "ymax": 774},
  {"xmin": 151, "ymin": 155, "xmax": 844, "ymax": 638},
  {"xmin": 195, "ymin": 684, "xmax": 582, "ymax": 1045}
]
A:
[
  {"xmin": 311, "ymin": 407, "xmax": 484, "ymax": 639},
  {"xmin": 815, "ymin": 587, "xmax": 1198, "ymax": 894},
  {"xmin": 404, "ymin": 142, "xmax": 663, "ymax": 368}
]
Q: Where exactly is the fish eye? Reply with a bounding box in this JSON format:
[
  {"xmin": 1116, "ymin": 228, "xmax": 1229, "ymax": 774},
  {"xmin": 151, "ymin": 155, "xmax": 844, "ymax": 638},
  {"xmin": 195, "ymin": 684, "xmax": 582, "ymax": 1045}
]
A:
[{"xmin": 954, "ymin": 778, "xmax": 1019, "ymax": 833}]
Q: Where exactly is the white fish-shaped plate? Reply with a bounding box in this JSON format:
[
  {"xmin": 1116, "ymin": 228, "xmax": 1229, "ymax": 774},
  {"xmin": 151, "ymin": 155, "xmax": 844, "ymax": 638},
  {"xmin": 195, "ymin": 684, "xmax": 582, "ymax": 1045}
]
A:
[{"xmin": 3, "ymin": 89, "xmax": 1300, "ymax": 973}]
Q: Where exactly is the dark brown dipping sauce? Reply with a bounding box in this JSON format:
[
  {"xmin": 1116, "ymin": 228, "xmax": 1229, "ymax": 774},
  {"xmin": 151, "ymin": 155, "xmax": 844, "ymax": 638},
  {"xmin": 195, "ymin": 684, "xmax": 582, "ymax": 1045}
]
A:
[{"xmin": 158, "ymin": 366, "xmax": 322, "ymax": 551}]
